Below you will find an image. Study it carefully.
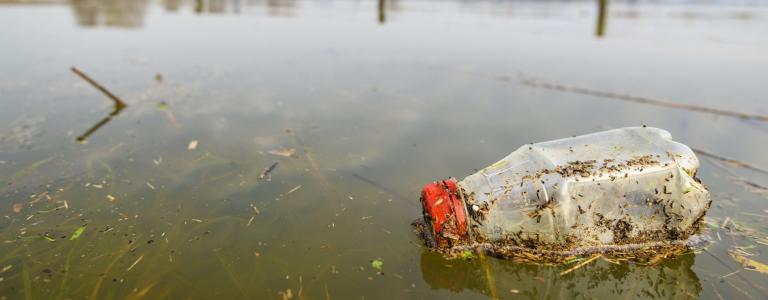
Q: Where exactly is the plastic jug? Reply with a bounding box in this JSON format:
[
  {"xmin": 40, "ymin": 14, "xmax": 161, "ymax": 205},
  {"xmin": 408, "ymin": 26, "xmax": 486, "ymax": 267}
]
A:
[{"xmin": 419, "ymin": 127, "xmax": 710, "ymax": 259}]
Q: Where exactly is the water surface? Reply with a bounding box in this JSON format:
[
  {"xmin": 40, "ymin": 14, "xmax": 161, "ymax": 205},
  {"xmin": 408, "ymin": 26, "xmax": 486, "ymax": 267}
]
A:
[{"xmin": 1, "ymin": 0, "xmax": 768, "ymax": 299}]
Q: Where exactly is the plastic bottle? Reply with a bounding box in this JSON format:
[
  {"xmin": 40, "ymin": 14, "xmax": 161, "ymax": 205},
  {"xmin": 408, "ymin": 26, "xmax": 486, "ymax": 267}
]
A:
[{"xmin": 419, "ymin": 127, "xmax": 710, "ymax": 258}]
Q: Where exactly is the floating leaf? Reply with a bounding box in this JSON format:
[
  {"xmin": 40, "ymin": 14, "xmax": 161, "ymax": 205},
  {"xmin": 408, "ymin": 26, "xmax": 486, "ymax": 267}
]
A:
[
  {"xmin": 70, "ymin": 226, "xmax": 86, "ymax": 240},
  {"xmin": 371, "ymin": 258, "xmax": 383, "ymax": 271},
  {"xmin": 459, "ymin": 250, "xmax": 475, "ymax": 260},
  {"xmin": 729, "ymin": 251, "xmax": 768, "ymax": 275}
]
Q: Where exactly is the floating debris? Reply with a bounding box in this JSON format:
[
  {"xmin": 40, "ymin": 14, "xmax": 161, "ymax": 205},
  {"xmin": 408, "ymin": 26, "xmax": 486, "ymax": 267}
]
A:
[
  {"xmin": 106, "ymin": 194, "xmax": 116, "ymax": 202},
  {"xmin": 560, "ymin": 254, "xmax": 601, "ymax": 276},
  {"xmin": 188, "ymin": 140, "xmax": 199, "ymax": 150},
  {"xmin": 729, "ymin": 250, "xmax": 768, "ymax": 275},
  {"xmin": 459, "ymin": 250, "xmax": 474, "ymax": 260},
  {"xmin": 12, "ymin": 203, "xmax": 23, "ymax": 214},
  {"xmin": 279, "ymin": 288, "xmax": 293, "ymax": 300},
  {"xmin": 259, "ymin": 162, "xmax": 279, "ymax": 181},
  {"xmin": 371, "ymin": 258, "xmax": 383, "ymax": 271},
  {"xmin": 285, "ymin": 185, "xmax": 302, "ymax": 195},
  {"xmin": 157, "ymin": 102, "xmax": 181, "ymax": 128},
  {"xmin": 722, "ymin": 217, "xmax": 732, "ymax": 229},
  {"xmin": 70, "ymin": 226, "xmax": 86, "ymax": 240},
  {"xmin": 126, "ymin": 255, "xmax": 144, "ymax": 272},
  {"xmin": 269, "ymin": 148, "xmax": 296, "ymax": 158}
]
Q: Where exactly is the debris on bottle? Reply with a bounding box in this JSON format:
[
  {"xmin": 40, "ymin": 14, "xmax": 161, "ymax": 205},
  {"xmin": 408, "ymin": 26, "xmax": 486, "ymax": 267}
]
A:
[{"xmin": 415, "ymin": 127, "xmax": 711, "ymax": 263}]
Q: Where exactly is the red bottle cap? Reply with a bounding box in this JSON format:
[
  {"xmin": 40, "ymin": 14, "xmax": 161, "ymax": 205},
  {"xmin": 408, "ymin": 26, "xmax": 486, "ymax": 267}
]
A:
[{"xmin": 420, "ymin": 179, "xmax": 468, "ymax": 247}]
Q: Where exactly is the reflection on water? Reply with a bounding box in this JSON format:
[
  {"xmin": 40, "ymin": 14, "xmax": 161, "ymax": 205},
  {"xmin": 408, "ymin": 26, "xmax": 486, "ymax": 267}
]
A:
[
  {"xmin": 75, "ymin": 99, "xmax": 125, "ymax": 143},
  {"xmin": 1, "ymin": 0, "xmax": 761, "ymax": 33},
  {"xmin": 378, "ymin": 0, "xmax": 386, "ymax": 24},
  {"xmin": 173, "ymin": 0, "xmax": 300, "ymax": 17},
  {"xmin": 71, "ymin": 0, "xmax": 149, "ymax": 28},
  {"xmin": 596, "ymin": 0, "xmax": 607, "ymax": 36},
  {"xmin": 420, "ymin": 251, "xmax": 701, "ymax": 298}
]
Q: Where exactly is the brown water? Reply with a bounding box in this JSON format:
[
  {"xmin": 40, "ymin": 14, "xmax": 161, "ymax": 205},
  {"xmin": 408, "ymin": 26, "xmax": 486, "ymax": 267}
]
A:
[{"xmin": 1, "ymin": 0, "xmax": 768, "ymax": 299}]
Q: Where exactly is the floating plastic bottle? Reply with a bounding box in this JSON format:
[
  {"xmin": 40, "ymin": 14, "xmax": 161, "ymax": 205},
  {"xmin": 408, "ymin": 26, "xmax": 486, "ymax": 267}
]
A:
[{"xmin": 418, "ymin": 127, "xmax": 711, "ymax": 262}]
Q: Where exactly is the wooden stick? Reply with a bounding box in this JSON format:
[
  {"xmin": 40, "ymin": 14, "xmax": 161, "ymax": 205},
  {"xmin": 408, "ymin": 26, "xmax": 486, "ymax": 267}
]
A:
[
  {"xmin": 416, "ymin": 63, "xmax": 768, "ymax": 123},
  {"xmin": 521, "ymin": 77, "xmax": 768, "ymax": 122},
  {"xmin": 71, "ymin": 67, "xmax": 127, "ymax": 108},
  {"xmin": 693, "ymin": 148, "xmax": 768, "ymax": 175},
  {"xmin": 560, "ymin": 254, "xmax": 601, "ymax": 276}
]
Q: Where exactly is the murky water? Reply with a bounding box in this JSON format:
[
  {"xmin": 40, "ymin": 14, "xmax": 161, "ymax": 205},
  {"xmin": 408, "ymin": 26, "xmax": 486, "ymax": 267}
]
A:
[{"xmin": 1, "ymin": 0, "xmax": 768, "ymax": 299}]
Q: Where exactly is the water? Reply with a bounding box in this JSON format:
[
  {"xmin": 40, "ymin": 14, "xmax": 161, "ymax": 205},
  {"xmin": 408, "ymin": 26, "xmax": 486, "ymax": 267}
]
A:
[{"xmin": 1, "ymin": 0, "xmax": 767, "ymax": 299}]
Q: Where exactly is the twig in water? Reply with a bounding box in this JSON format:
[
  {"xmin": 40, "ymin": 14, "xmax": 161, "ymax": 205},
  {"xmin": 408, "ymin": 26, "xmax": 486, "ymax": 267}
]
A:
[
  {"xmin": 693, "ymin": 148, "xmax": 768, "ymax": 175},
  {"xmin": 90, "ymin": 236, "xmax": 138, "ymax": 300},
  {"xmin": 126, "ymin": 255, "xmax": 144, "ymax": 271},
  {"xmin": 560, "ymin": 254, "xmax": 601, "ymax": 276},
  {"xmin": 351, "ymin": 172, "xmax": 416, "ymax": 208},
  {"xmin": 259, "ymin": 162, "xmax": 279, "ymax": 181},
  {"xmin": 730, "ymin": 178, "xmax": 768, "ymax": 197},
  {"xmin": 720, "ymin": 270, "xmax": 740, "ymax": 279},
  {"xmin": 71, "ymin": 67, "xmax": 127, "ymax": 142},
  {"xmin": 702, "ymin": 249, "xmax": 768, "ymax": 297},
  {"xmin": 285, "ymin": 185, "xmax": 302, "ymax": 195},
  {"xmin": 520, "ymin": 77, "xmax": 768, "ymax": 122},
  {"xmin": 71, "ymin": 67, "xmax": 127, "ymax": 108},
  {"xmin": 286, "ymin": 128, "xmax": 329, "ymax": 190}
]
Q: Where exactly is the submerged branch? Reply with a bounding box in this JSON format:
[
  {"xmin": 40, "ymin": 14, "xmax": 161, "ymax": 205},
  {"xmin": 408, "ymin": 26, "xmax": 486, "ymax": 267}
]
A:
[
  {"xmin": 693, "ymin": 148, "xmax": 768, "ymax": 175},
  {"xmin": 520, "ymin": 77, "xmax": 768, "ymax": 122}
]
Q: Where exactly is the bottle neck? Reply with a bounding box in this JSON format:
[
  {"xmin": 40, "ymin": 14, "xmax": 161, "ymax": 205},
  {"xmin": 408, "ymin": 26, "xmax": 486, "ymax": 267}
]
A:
[{"xmin": 420, "ymin": 179, "xmax": 470, "ymax": 247}]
